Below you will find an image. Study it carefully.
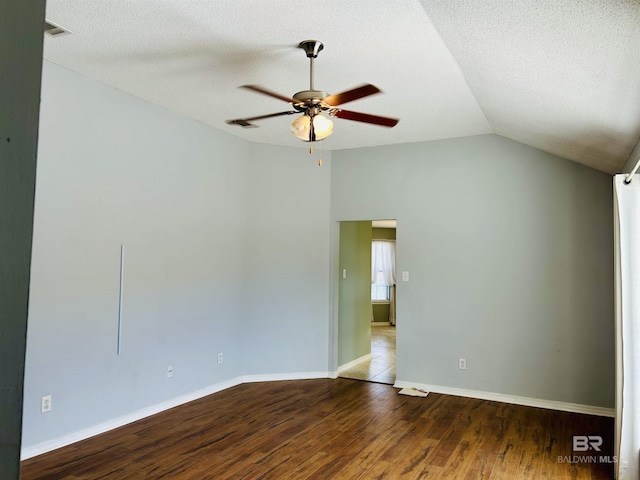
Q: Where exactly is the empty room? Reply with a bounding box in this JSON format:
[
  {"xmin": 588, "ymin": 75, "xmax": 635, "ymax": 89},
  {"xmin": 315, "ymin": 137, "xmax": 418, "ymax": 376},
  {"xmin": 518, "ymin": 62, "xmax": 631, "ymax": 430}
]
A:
[{"xmin": 3, "ymin": 1, "xmax": 640, "ymax": 479}]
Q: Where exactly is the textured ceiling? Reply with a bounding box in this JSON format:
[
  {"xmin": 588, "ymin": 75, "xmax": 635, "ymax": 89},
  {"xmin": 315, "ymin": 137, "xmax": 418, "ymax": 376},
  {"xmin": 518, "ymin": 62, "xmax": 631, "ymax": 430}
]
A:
[{"xmin": 43, "ymin": 1, "xmax": 640, "ymax": 174}]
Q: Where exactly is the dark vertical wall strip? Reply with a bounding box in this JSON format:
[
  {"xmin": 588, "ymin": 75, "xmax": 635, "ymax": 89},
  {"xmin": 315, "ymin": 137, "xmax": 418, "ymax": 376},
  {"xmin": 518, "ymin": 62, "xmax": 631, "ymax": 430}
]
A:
[{"xmin": 0, "ymin": 1, "xmax": 46, "ymax": 476}]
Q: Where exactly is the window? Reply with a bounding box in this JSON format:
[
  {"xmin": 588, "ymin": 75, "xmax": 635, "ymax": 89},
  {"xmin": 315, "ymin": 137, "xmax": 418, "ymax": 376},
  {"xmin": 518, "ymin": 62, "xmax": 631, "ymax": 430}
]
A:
[
  {"xmin": 371, "ymin": 240, "xmax": 395, "ymax": 302},
  {"xmin": 371, "ymin": 283, "xmax": 390, "ymax": 301}
]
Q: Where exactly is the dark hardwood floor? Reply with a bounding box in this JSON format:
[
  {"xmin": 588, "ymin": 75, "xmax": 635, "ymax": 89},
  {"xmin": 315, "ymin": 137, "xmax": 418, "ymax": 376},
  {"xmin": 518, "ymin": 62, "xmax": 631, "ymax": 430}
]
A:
[{"xmin": 21, "ymin": 379, "xmax": 614, "ymax": 479}]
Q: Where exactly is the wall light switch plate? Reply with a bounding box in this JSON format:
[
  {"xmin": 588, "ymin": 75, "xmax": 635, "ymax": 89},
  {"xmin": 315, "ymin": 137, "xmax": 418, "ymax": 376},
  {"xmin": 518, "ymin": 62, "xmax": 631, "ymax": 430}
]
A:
[
  {"xmin": 342, "ymin": 269, "xmax": 347, "ymax": 279},
  {"xmin": 402, "ymin": 271, "xmax": 409, "ymax": 282},
  {"xmin": 167, "ymin": 366, "xmax": 173, "ymax": 378}
]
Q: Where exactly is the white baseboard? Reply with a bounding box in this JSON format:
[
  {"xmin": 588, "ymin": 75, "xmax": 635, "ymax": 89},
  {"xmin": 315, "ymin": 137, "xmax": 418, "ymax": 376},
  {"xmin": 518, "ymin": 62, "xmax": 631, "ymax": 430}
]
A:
[
  {"xmin": 242, "ymin": 371, "xmax": 333, "ymax": 383},
  {"xmin": 21, "ymin": 376, "xmax": 243, "ymax": 460},
  {"xmin": 337, "ymin": 354, "xmax": 372, "ymax": 373},
  {"xmin": 393, "ymin": 380, "xmax": 615, "ymax": 418},
  {"xmin": 22, "ymin": 374, "xmax": 614, "ymax": 461},
  {"xmin": 20, "ymin": 372, "xmax": 335, "ymax": 460}
]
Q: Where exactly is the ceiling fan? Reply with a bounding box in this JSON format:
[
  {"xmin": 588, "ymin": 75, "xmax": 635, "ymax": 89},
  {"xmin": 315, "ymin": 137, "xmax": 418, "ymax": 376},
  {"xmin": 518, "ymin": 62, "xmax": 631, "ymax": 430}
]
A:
[{"xmin": 226, "ymin": 40, "xmax": 399, "ymax": 142}]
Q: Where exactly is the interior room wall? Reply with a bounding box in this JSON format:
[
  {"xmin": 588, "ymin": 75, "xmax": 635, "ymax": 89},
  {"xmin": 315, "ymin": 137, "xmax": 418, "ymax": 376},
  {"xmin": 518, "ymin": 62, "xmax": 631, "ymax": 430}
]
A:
[
  {"xmin": 338, "ymin": 221, "xmax": 373, "ymax": 366},
  {"xmin": 241, "ymin": 144, "xmax": 331, "ymax": 376},
  {"xmin": 331, "ymin": 134, "xmax": 614, "ymax": 408},
  {"xmin": 23, "ymin": 62, "xmax": 334, "ymax": 453},
  {"xmin": 23, "ymin": 61, "xmax": 251, "ymax": 448},
  {"xmin": 371, "ymin": 304, "xmax": 388, "ymax": 324},
  {"xmin": 1, "ymin": 1, "xmax": 45, "ymax": 476},
  {"xmin": 372, "ymin": 304, "xmax": 390, "ymax": 323},
  {"xmin": 372, "ymin": 227, "xmax": 397, "ymax": 240}
]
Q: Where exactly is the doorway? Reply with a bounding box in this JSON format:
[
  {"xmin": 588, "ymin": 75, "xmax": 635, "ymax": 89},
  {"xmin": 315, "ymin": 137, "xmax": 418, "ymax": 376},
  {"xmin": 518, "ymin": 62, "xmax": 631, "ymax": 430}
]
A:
[{"xmin": 336, "ymin": 220, "xmax": 397, "ymax": 385}]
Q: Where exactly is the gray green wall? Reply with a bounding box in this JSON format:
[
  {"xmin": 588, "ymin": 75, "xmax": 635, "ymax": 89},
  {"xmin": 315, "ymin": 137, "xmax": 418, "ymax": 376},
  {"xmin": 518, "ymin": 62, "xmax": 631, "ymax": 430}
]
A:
[
  {"xmin": 338, "ymin": 221, "xmax": 372, "ymax": 366},
  {"xmin": 24, "ymin": 61, "xmax": 247, "ymax": 447},
  {"xmin": 372, "ymin": 227, "xmax": 396, "ymax": 240},
  {"xmin": 331, "ymin": 134, "xmax": 614, "ymax": 408},
  {"xmin": 0, "ymin": 1, "xmax": 45, "ymax": 477},
  {"xmin": 372, "ymin": 303, "xmax": 390, "ymax": 323},
  {"xmin": 241, "ymin": 142, "xmax": 331, "ymax": 375}
]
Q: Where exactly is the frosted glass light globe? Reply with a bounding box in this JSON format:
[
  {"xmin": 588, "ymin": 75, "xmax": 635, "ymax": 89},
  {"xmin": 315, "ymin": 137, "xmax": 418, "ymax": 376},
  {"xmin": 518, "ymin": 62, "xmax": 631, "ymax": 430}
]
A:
[{"xmin": 291, "ymin": 114, "xmax": 333, "ymax": 141}]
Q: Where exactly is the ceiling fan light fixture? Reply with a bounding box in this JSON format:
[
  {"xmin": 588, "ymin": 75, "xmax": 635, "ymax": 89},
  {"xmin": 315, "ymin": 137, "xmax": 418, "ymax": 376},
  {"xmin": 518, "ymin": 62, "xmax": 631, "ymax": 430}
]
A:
[
  {"xmin": 227, "ymin": 40, "xmax": 398, "ymax": 143},
  {"xmin": 291, "ymin": 114, "xmax": 333, "ymax": 141}
]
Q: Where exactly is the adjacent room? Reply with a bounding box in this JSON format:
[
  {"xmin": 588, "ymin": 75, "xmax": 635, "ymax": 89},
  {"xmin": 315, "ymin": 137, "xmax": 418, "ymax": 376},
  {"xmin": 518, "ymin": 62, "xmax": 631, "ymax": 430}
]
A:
[
  {"xmin": 4, "ymin": 1, "xmax": 640, "ymax": 479},
  {"xmin": 338, "ymin": 220, "xmax": 397, "ymax": 385}
]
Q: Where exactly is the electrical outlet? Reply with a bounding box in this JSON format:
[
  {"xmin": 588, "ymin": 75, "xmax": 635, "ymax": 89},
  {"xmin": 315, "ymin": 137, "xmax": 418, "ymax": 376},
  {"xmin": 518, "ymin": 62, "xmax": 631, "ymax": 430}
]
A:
[
  {"xmin": 458, "ymin": 358, "xmax": 467, "ymax": 370},
  {"xmin": 217, "ymin": 353, "xmax": 223, "ymax": 364},
  {"xmin": 167, "ymin": 366, "xmax": 173, "ymax": 378},
  {"xmin": 41, "ymin": 395, "xmax": 52, "ymax": 413}
]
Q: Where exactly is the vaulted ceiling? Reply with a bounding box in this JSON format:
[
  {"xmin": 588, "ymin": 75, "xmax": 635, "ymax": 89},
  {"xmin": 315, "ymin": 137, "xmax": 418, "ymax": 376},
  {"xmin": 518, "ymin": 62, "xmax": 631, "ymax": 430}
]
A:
[{"xmin": 43, "ymin": 1, "xmax": 640, "ymax": 174}]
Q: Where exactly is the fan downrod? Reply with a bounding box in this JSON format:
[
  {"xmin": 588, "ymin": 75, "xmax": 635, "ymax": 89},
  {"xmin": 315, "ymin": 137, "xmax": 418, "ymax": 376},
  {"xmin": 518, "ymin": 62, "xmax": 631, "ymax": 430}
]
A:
[{"xmin": 299, "ymin": 40, "xmax": 324, "ymax": 91}]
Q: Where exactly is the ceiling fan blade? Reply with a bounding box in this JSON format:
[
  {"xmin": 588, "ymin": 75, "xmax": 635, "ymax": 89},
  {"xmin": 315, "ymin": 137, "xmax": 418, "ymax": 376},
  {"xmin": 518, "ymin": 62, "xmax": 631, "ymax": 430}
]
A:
[
  {"xmin": 226, "ymin": 111, "xmax": 298, "ymax": 128},
  {"xmin": 323, "ymin": 84, "xmax": 381, "ymax": 106},
  {"xmin": 332, "ymin": 109, "xmax": 399, "ymax": 128},
  {"xmin": 240, "ymin": 85, "xmax": 298, "ymax": 104}
]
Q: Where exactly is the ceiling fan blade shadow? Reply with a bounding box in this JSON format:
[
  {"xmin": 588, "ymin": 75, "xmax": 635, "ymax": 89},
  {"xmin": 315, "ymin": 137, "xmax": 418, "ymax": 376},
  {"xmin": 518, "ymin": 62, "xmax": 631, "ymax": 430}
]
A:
[
  {"xmin": 226, "ymin": 110, "xmax": 298, "ymax": 128},
  {"xmin": 241, "ymin": 85, "xmax": 298, "ymax": 104},
  {"xmin": 323, "ymin": 84, "xmax": 381, "ymax": 106},
  {"xmin": 332, "ymin": 109, "xmax": 399, "ymax": 127}
]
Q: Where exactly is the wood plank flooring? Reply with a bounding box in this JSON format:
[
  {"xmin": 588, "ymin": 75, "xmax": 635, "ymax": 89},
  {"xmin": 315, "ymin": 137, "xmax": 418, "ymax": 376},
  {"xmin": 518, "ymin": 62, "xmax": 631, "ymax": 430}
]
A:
[{"xmin": 21, "ymin": 379, "xmax": 614, "ymax": 479}]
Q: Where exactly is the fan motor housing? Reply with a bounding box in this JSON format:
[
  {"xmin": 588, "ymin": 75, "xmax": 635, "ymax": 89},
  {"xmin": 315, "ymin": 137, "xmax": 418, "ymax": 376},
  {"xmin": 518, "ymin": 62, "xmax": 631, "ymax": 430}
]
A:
[
  {"xmin": 293, "ymin": 90, "xmax": 328, "ymax": 103},
  {"xmin": 293, "ymin": 90, "xmax": 331, "ymax": 113}
]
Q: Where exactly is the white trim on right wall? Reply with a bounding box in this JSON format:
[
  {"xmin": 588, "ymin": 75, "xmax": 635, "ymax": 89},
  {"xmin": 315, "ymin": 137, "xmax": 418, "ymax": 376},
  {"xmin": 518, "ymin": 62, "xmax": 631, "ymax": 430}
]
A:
[{"xmin": 394, "ymin": 380, "xmax": 615, "ymax": 418}]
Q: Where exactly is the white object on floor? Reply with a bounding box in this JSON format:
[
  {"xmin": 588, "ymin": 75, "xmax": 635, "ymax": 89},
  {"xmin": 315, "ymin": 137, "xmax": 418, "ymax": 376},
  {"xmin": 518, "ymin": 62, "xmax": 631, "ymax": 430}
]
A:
[{"xmin": 398, "ymin": 388, "xmax": 429, "ymax": 397}]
